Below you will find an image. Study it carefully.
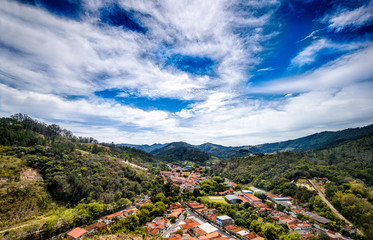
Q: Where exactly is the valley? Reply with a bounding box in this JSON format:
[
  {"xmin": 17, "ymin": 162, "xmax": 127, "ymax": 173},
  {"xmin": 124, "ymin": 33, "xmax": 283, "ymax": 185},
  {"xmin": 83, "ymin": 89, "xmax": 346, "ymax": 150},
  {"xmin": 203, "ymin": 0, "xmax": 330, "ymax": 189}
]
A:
[{"xmin": 0, "ymin": 115, "xmax": 372, "ymax": 240}]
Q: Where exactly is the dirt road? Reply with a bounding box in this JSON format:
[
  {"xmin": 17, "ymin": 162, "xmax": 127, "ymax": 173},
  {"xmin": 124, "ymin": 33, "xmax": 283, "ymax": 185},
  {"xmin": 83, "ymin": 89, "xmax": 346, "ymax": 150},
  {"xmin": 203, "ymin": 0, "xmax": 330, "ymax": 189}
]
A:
[
  {"xmin": 308, "ymin": 179, "xmax": 363, "ymax": 235},
  {"xmin": 122, "ymin": 160, "xmax": 148, "ymax": 171}
]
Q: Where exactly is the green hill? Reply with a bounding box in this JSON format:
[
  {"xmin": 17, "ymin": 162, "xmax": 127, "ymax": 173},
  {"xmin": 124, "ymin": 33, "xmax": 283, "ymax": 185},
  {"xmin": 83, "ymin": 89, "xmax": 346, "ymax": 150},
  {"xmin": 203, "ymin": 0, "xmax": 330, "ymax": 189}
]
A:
[
  {"xmin": 249, "ymin": 124, "xmax": 373, "ymax": 153},
  {"xmin": 0, "ymin": 114, "xmax": 168, "ymax": 239},
  {"xmin": 212, "ymin": 133, "xmax": 373, "ymax": 237},
  {"xmin": 151, "ymin": 142, "xmax": 210, "ymax": 164}
]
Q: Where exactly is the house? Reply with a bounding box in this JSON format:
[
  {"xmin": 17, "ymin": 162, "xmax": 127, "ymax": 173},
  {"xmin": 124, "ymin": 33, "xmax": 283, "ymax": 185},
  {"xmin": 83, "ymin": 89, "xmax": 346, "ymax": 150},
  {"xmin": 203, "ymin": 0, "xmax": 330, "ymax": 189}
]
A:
[
  {"xmin": 237, "ymin": 196, "xmax": 249, "ymax": 203},
  {"xmin": 123, "ymin": 208, "xmax": 135, "ymax": 216},
  {"xmin": 248, "ymin": 187, "xmax": 266, "ymax": 194},
  {"xmin": 148, "ymin": 228, "xmax": 161, "ymax": 235},
  {"xmin": 146, "ymin": 222, "xmax": 165, "ymax": 235},
  {"xmin": 242, "ymin": 190, "xmax": 253, "ymax": 194},
  {"xmin": 198, "ymin": 222, "xmax": 218, "ymax": 234},
  {"xmin": 153, "ymin": 217, "xmax": 169, "ymax": 228},
  {"xmin": 237, "ymin": 230, "xmax": 250, "ymax": 237},
  {"xmin": 243, "ymin": 193, "xmax": 262, "ymax": 206},
  {"xmin": 300, "ymin": 211, "xmax": 331, "ymax": 224},
  {"xmin": 243, "ymin": 232, "xmax": 264, "ymax": 240},
  {"xmin": 301, "ymin": 234, "xmax": 315, "ymax": 239},
  {"xmin": 197, "ymin": 208, "xmax": 217, "ymax": 216},
  {"xmin": 169, "ymin": 207, "xmax": 184, "ymax": 218},
  {"xmin": 224, "ymin": 225, "xmax": 242, "ymax": 233},
  {"xmin": 216, "ymin": 215, "xmax": 234, "ymax": 227},
  {"xmin": 67, "ymin": 227, "xmax": 87, "ymax": 240},
  {"xmin": 164, "ymin": 234, "xmax": 182, "ymax": 240},
  {"xmin": 180, "ymin": 218, "xmax": 200, "ymax": 230},
  {"xmin": 199, "ymin": 232, "xmax": 221, "ymax": 240},
  {"xmin": 83, "ymin": 222, "xmax": 107, "ymax": 234},
  {"xmin": 225, "ymin": 195, "xmax": 242, "ymax": 204},
  {"xmin": 206, "ymin": 214, "xmax": 217, "ymax": 222},
  {"xmin": 169, "ymin": 202, "xmax": 182, "ymax": 210},
  {"xmin": 193, "ymin": 227, "xmax": 208, "ymax": 237},
  {"xmin": 299, "ymin": 223, "xmax": 312, "ymax": 230},
  {"xmin": 101, "ymin": 211, "xmax": 124, "ymax": 224},
  {"xmin": 187, "ymin": 201, "xmax": 206, "ymax": 210}
]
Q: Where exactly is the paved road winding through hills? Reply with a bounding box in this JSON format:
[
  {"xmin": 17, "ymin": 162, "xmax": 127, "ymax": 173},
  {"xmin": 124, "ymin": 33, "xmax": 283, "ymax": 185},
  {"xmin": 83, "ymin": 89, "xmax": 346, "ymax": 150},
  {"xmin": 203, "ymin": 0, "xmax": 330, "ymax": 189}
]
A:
[{"xmin": 308, "ymin": 179, "xmax": 363, "ymax": 235}]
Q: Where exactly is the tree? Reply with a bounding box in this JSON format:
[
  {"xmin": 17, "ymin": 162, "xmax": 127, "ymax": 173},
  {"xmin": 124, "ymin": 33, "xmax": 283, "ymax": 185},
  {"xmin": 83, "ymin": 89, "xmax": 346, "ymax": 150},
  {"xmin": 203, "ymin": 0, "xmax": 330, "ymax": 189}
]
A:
[
  {"xmin": 176, "ymin": 229, "xmax": 184, "ymax": 235},
  {"xmin": 123, "ymin": 215, "xmax": 140, "ymax": 231},
  {"xmin": 279, "ymin": 232, "xmax": 301, "ymax": 240},
  {"xmin": 212, "ymin": 176, "xmax": 223, "ymax": 183},
  {"xmin": 138, "ymin": 209, "xmax": 150, "ymax": 225},
  {"xmin": 154, "ymin": 193, "xmax": 166, "ymax": 203},
  {"xmin": 263, "ymin": 224, "xmax": 279, "ymax": 240},
  {"xmin": 193, "ymin": 188, "xmax": 201, "ymax": 198}
]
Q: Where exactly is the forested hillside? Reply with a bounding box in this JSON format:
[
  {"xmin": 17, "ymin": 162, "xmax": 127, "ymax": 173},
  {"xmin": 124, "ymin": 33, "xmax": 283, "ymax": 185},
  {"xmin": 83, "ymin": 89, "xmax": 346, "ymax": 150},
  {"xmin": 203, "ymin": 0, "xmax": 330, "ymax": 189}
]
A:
[
  {"xmin": 212, "ymin": 133, "xmax": 373, "ymax": 237},
  {"xmin": 151, "ymin": 142, "xmax": 211, "ymax": 164},
  {"xmin": 0, "ymin": 114, "xmax": 169, "ymax": 239},
  {"xmin": 249, "ymin": 124, "xmax": 373, "ymax": 153}
]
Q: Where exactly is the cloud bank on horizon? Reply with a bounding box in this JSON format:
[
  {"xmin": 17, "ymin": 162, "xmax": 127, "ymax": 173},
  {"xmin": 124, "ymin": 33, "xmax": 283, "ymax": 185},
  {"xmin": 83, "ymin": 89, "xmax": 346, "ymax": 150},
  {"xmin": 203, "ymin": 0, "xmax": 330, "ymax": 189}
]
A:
[{"xmin": 0, "ymin": 0, "xmax": 372, "ymax": 145}]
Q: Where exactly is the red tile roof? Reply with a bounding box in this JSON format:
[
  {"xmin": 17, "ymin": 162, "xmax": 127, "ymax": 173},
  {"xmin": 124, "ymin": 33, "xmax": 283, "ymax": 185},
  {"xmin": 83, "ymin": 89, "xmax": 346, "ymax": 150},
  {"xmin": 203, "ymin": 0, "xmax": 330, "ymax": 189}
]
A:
[
  {"xmin": 237, "ymin": 196, "xmax": 249, "ymax": 203},
  {"xmin": 148, "ymin": 228, "xmax": 160, "ymax": 235},
  {"xmin": 243, "ymin": 193, "xmax": 261, "ymax": 201},
  {"xmin": 67, "ymin": 227, "xmax": 87, "ymax": 239},
  {"xmin": 102, "ymin": 211, "xmax": 123, "ymax": 219},
  {"xmin": 165, "ymin": 234, "xmax": 182, "ymax": 240}
]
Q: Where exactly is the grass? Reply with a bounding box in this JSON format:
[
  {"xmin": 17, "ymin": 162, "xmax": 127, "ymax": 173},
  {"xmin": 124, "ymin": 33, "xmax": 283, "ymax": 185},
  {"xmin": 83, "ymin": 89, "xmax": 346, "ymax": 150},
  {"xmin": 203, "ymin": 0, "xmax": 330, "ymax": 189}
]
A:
[{"xmin": 200, "ymin": 196, "xmax": 228, "ymax": 204}]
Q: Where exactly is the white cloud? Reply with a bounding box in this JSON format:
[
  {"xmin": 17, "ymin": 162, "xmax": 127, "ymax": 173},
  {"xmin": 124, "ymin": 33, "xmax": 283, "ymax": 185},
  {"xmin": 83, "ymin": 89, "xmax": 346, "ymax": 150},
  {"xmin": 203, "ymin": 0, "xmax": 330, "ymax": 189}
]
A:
[
  {"xmin": 290, "ymin": 39, "xmax": 364, "ymax": 68},
  {"xmin": 324, "ymin": 1, "xmax": 373, "ymax": 32},
  {"xmin": 299, "ymin": 29, "xmax": 320, "ymax": 42},
  {"xmin": 257, "ymin": 44, "xmax": 373, "ymax": 94},
  {"xmin": 0, "ymin": 0, "xmax": 372, "ymax": 146}
]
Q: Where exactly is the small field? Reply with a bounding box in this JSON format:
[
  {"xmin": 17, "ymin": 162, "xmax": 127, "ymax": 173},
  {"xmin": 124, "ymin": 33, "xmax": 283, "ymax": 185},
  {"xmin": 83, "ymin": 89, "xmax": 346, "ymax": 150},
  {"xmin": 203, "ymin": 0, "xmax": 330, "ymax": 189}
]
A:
[
  {"xmin": 295, "ymin": 179, "xmax": 315, "ymax": 191},
  {"xmin": 200, "ymin": 196, "xmax": 228, "ymax": 204}
]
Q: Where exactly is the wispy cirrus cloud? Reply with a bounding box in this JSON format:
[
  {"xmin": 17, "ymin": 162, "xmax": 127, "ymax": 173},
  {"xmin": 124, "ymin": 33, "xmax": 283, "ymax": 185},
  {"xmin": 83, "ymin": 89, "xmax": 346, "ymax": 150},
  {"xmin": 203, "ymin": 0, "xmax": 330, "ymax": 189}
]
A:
[
  {"xmin": 323, "ymin": 0, "xmax": 373, "ymax": 32},
  {"xmin": 290, "ymin": 38, "xmax": 365, "ymax": 68},
  {"xmin": 255, "ymin": 43, "xmax": 373, "ymax": 94}
]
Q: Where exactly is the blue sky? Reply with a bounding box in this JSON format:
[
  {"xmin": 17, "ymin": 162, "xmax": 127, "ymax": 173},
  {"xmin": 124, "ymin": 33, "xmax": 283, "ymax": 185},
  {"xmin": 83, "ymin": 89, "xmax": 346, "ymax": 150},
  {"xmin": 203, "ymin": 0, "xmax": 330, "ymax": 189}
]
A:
[{"xmin": 0, "ymin": 0, "xmax": 372, "ymax": 145}]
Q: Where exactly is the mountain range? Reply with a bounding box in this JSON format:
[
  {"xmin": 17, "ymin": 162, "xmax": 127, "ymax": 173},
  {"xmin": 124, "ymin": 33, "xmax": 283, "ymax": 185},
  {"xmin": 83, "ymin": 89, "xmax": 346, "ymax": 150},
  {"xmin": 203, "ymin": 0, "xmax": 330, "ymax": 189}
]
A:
[{"xmin": 119, "ymin": 124, "xmax": 373, "ymax": 159}]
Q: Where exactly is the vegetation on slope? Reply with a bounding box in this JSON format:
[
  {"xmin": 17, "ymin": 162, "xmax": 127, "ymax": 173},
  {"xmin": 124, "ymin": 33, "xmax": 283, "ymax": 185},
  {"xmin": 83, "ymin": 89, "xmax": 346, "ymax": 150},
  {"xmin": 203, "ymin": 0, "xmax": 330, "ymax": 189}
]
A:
[
  {"xmin": 251, "ymin": 124, "xmax": 373, "ymax": 153},
  {"xmin": 212, "ymin": 133, "xmax": 373, "ymax": 237},
  {"xmin": 151, "ymin": 142, "xmax": 210, "ymax": 164},
  {"xmin": 0, "ymin": 114, "xmax": 172, "ymax": 239}
]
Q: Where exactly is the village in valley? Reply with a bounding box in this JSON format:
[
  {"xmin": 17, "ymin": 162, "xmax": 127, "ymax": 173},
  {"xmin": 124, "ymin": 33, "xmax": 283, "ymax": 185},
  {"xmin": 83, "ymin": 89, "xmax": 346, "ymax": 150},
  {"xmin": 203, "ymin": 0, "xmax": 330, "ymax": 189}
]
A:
[{"xmin": 63, "ymin": 163, "xmax": 355, "ymax": 240}]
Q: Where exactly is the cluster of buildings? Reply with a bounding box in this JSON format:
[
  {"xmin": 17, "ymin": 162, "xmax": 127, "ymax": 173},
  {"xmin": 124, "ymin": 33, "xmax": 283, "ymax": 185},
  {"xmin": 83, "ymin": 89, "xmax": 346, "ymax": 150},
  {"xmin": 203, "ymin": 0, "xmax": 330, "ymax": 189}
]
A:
[
  {"xmin": 223, "ymin": 225, "xmax": 264, "ymax": 240},
  {"xmin": 160, "ymin": 166, "xmax": 210, "ymax": 192},
  {"xmin": 146, "ymin": 217, "xmax": 170, "ymax": 236},
  {"xmin": 187, "ymin": 201, "xmax": 218, "ymax": 222},
  {"xmin": 167, "ymin": 202, "xmax": 186, "ymax": 218},
  {"xmin": 185, "ymin": 201, "xmax": 264, "ymax": 240},
  {"xmin": 65, "ymin": 207, "xmax": 137, "ymax": 239},
  {"xmin": 165, "ymin": 215, "xmax": 234, "ymax": 240},
  {"xmin": 218, "ymin": 187, "xmax": 344, "ymax": 240}
]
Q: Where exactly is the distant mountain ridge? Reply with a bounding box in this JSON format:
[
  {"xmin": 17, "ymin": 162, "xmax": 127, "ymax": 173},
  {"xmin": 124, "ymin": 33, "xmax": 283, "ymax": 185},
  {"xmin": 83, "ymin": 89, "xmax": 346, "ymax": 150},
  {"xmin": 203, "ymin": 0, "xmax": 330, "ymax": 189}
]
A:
[
  {"xmin": 120, "ymin": 143, "xmax": 168, "ymax": 153},
  {"xmin": 119, "ymin": 124, "xmax": 373, "ymax": 158}
]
